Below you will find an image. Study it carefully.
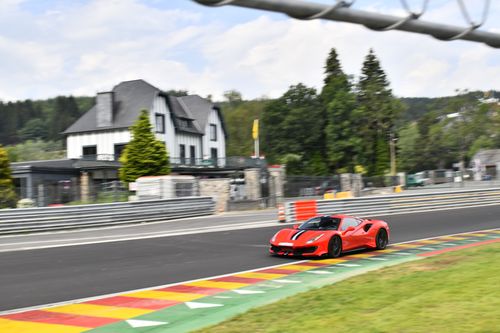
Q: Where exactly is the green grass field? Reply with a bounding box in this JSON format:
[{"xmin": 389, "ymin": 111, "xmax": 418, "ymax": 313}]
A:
[{"xmin": 197, "ymin": 243, "xmax": 500, "ymax": 333}]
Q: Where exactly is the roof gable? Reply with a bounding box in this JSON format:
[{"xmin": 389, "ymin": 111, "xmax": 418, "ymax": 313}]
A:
[
  {"xmin": 64, "ymin": 79, "xmax": 160, "ymax": 134},
  {"xmin": 64, "ymin": 80, "xmax": 223, "ymax": 138},
  {"xmin": 178, "ymin": 95, "xmax": 227, "ymax": 137}
]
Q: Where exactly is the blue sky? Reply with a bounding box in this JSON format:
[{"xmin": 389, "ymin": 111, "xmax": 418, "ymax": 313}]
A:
[{"xmin": 0, "ymin": 0, "xmax": 499, "ymax": 102}]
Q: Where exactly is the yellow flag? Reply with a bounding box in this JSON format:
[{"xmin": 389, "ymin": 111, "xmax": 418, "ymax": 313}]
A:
[{"xmin": 252, "ymin": 119, "xmax": 259, "ymax": 140}]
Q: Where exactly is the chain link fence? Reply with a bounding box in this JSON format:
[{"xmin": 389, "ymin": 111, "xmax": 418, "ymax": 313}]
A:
[
  {"xmin": 284, "ymin": 175, "xmax": 340, "ymax": 198},
  {"xmin": 11, "ymin": 181, "xmax": 130, "ymax": 207},
  {"xmin": 362, "ymin": 175, "xmax": 401, "ymax": 188}
]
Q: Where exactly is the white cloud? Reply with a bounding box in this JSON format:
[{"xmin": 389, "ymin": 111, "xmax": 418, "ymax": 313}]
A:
[{"xmin": 0, "ymin": 0, "xmax": 499, "ymax": 102}]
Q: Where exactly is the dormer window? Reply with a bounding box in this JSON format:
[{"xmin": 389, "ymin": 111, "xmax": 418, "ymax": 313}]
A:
[{"xmin": 178, "ymin": 118, "xmax": 192, "ymax": 128}]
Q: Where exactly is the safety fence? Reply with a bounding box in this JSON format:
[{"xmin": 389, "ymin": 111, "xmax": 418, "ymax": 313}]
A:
[
  {"xmin": 0, "ymin": 197, "xmax": 215, "ymax": 235},
  {"xmin": 284, "ymin": 188, "xmax": 500, "ymax": 223}
]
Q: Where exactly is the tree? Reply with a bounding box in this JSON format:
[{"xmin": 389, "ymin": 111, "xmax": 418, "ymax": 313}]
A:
[
  {"xmin": 221, "ymin": 100, "xmax": 269, "ymax": 156},
  {"xmin": 6, "ymin": 140, "xmax": 65, "ymax": 162},
  {"xmin": 223, "ymin": 90, "xmax": 243, "ymax": 106},
  {"xmin": 119, "ymin": 110, "xmax": 171, "ymax": 183},
  {"xmin": 321, "ymin": 48, "xmax": 358, "ymax": 173},
  {"xmin": 18, "ymin": 119, "xmax": 48, "ymax": 141},
  {"xmin": 48, "ymin": 96, "xmax": 81, "ymax": 141},
  {"xmin": 262, "ymin": 83, "xmax": 326, "ymax": 175},
  {"xmin": 397, "ymin": 122, "xmax": 420, "ymax": 172},
  {"xmin": 355, "ymin": 49, "xmax": 403, "ymax": 175},
  {"xmin": 0, "ymin": 145, "xmax": 17, "ymax": 208}
]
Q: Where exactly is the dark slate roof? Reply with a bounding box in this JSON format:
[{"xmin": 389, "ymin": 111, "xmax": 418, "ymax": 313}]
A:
[
  {"xmin": 11, "ymin": 158, "xmax": 121, "ymax": 173},
  {"xmin": 11, "ymin": 159, "xmax": 79, "ymax": 169},
  {"xmin": 64, "ymin": 80, "xmax": 159, "ymax": 134},
  {"xmin": 165, "ymin": 95, "xmax": 202, "ymax": 135},
  {"xmin": 179, "ymin": 95, "xmax": 227, "ymax": 138},
  {"xmin": 64, "ymin": 79, "xmax": 220, "ymax": 136}
]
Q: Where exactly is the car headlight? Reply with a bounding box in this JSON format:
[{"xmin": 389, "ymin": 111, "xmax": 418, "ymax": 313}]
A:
[
  {"xmin": 306, "ymin": 234, "xmax": 324, "ymax": 244},
  {"xmin": 271, "ymin": 232, "xmax": 279, "ymax": 242}
]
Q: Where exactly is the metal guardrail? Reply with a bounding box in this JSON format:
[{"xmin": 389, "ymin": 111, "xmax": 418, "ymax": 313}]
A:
[
  {"xmin": 0, "ymin": 197, "xmax": 215, "ymax": 235},
  {"xmin": 285, "ymin": 188, "xmax": 500, "ymax": 223}
]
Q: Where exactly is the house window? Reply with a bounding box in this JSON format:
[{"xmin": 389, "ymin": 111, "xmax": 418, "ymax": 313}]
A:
[
  {"xmin": 114, "ymin": 143, "xmax": 126, "ymax": 160},
  {"xmin": 190, "ymin": 145, "xmax": 196, "ymax": 165},
  {"xmin": 178, "ymin": 118, "xmax": 191, "ymax": 128},
  {"xmin": 180, "ymin": 144, "xmax": 186, "ymax": 164},
  {"xmin": 210, "ymin": 124, "xmax": 217, "ymax": 141},
  {"xmin": 82, "ymin": 145, "xmax": 97, "ymax": 159},
  {"xmin": 211, "ymin": 148, "xmax": 218, "ymax": 166},
  {"xmin": 155, "ymin": 114, "xmax": 165, "ymax": 133}
]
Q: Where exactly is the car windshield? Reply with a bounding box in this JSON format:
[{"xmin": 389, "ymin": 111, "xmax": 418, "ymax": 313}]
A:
[{"xmin": 299, "ymin": 216, "xmax": 340, "ymax": 230}]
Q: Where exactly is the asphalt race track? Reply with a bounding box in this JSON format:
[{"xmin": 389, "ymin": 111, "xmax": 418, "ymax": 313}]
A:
[{"xmin": 1, "ymin": 205, "xmax": 499, "ymax": 312}]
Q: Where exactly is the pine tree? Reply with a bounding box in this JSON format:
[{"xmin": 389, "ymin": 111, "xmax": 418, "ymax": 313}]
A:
[
  {"xmin": 0, "ymin": 145, "xmax": 17, "ymax": 208},
  {"xmin": 321, "ymin": 48, "xmax": 358, "ymax": 173},
  {"xmin": 262, "ymin": 83, "xmax": 327, "ymax": 174},
  {"xmin": 119, "ymin": 110, "xmax": 171, "ymax": 183},
  {"xmin": 355, "ymin": 49, "xmax": 402, "ymax": 175},
  {"xmin": 49, "ymin": 96, "xmax": 81, "ymax": 141}
]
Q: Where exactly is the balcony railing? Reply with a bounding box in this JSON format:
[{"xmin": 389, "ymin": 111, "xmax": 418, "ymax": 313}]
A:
[
  {"xmin": 80, "ymin": 154, "xmax": 117, "ymax": 161},
  {"xmin": 79, "ymin": 155, "xmax": 267, "ymax": 169}
]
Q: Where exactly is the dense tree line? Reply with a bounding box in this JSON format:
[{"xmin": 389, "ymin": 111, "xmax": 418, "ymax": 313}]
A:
[
  {"xmin": 221, "ymin": 50, "xmax": 499, "ymax": 176},
  {"xmin": 398, "ymin": 92, "xmax": 500, "ymax": 173},
  {"xmin": 0, "ymin": 96, "xmax": 93, "ymax": 145}
]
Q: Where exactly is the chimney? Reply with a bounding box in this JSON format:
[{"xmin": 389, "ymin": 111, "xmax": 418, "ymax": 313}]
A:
[{"xmin": 96, "ymin": 91, "xmax": 114, "ymax": 127}]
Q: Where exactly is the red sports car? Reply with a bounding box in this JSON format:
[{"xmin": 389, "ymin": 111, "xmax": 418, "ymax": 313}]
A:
[{"xmin": 269, "ymin": 215, "xmax": 389, "ymax": 257}]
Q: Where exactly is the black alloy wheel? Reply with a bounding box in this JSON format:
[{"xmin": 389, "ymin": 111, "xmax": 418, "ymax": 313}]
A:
[
  {"xmin": 376, "ymin": 228, "xmax": 388, "ymax": 250},
  {"xmin": 328, "ymin": 235, "xmax": 342, "ymax": 258}
]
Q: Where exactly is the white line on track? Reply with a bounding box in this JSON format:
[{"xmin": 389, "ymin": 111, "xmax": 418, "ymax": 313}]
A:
[
  {"xmin": 0, "ymin": 227, "xmax": 498, "ymax": 316},
  {"xmin": 0, "ymin": 220, "xmax": 278, "ymax": 253},
  {"xmin": 1, "ymin": 202, "xmax": 499, "ymax": 252},
  {"xmin": 0, "ymin": 210, "xmax": 277, "ymax": 239},
  {"xmin": 367, "ymin": 257, "xmax": 388, "ymax": 261}
]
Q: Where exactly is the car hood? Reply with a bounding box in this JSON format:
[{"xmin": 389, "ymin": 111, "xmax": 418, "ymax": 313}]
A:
[{"xmin": 273, "ymin": 229, "xmax": 327, "ymax": 245}]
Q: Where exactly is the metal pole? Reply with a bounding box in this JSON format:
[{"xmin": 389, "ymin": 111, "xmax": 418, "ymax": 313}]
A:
[
  {"xmin": 389, "ymin": 132, "xmax": 396, "ymax": 176},
  {"xmin": 254, "ymin": 138, "xmax": 259, "ymax": 158},
  {"xmin": 194, "ymin": 0, "xmax": 500, "ymax": 48}
]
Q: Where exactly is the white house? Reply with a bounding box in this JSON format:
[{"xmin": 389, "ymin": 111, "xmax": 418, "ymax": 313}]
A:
[{"xmin": 64, "ymin": 79, "xmax": 227, "ymax": 166}]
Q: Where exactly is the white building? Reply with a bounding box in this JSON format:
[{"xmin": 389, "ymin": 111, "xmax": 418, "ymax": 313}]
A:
[{"xmin": 64, "ymin": 79, "xmax": 227, "ymax": 166}]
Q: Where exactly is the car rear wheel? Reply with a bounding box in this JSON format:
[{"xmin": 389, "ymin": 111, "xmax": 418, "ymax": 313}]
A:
[
  {"xmin": 376, "ymin": 228, "xmax": 388, "ymax": 250},
  {"xmin": 328, "ymin": 235, "xmax": 342, "ymax": 258}
]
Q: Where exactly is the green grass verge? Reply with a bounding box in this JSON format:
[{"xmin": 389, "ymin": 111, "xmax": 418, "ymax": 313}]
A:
[{"xmin": 196, "ymin": 243, "xmax": 500, "ymax": 333}]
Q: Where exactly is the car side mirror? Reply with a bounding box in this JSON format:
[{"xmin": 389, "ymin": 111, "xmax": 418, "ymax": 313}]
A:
[
  {"xmin": 343, "ymin": 226, "xmax": 355, "ymax": 233},
  {"xmin": 293, "ymin": 224, "xmax": 300, "ymax": 229}
]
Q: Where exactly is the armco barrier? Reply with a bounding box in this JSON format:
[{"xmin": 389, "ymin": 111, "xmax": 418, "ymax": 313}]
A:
[
  {"xmin": 0, "ymin": 197, "xmax": 215, "ymax": 235},
  {"xmin": 285, "ymin": 188, "xmax": 500, "ymax": 223}
]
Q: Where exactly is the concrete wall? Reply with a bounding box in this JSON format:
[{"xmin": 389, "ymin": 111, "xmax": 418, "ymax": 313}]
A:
[
  {"xmin": 268, "ymin": 165, "xmax": 285, "ymax": 205},
  {"xmin": 340, "ymin": 173, "xmax": 363, "ymax": 197},
  {"xmin": 244, "ymin": 168, "xmax": 261, "ymax": 200},
  {"xmin": 199, "ymin": 178, "xmax": 230, "ymax": 213}
]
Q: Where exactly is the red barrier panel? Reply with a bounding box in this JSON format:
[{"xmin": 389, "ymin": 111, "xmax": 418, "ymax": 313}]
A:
[{"xmin": 294, "ymin": 200, "xmax": 317, "ymax": 221}]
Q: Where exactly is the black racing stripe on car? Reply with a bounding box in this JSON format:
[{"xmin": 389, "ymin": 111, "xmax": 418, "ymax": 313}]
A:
[{"xmin": 291, "ymin": 230, "xmax": 307, "ymax": 241}]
